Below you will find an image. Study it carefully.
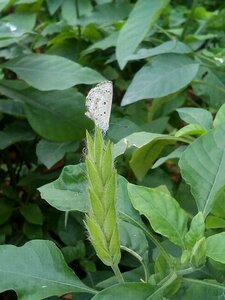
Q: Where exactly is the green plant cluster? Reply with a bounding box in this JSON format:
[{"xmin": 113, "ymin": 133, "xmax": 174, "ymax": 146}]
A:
[{"xmin": 1, "ymin": 0, "xmax": 225, "ymax": 299}]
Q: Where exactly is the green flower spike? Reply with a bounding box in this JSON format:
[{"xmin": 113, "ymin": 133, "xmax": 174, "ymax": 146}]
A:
[{"xmin": 85, "ymin": 127, "xmax": 123, "ymax": 281}]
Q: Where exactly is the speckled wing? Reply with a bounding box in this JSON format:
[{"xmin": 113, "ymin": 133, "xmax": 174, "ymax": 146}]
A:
[{"xmin": 85, "ymin": 81, "xmax": 113, "ymax": 133}]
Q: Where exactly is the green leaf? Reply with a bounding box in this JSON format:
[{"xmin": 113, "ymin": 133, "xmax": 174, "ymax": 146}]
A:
[
  {"xmin": 0, "ymin": 82, "xmax": 93, "ymax": 141},
  {"xmin": 114, "ymin": 132, "xmax": 178, "ymax": 180},
  {"xmin": 61, "ymin": 0, "xmax": 92, "ymax": 26},
  {"xmin": 38, "ymin": 163, "xmax": 89, "ymax": 213},
  {"xmin": 152, "ymin": 146, "xmax": 187, "ymax": 169},
  {"xmin": 176, "ymin": 107, "xmax": 213, "ymax": 130},
  {"xmin": 119, "ymin": 221, "xmax": 149, "ymax": 266},
  {"xmin": 190, "ymin": 237, "xmax": 206, "ymax": 267},
  {"xmin": 175, "ymin": 123, "xmax": 207, "ymax": 137},
  {"xmin": 192, "ymin": 67, "xmax": 225, "ymax": 109},
  {"xmin": 0, "ymin": 202, "xmax": 13, "ymax": 225},
  {"xmin": 0, "ymin": 99, "xmax": 24, "ymax": 117},
  {"xmin": 20, "ymin": 203, "xmax": 43, "ymax": 225},
  {"xmin": 206, "ymin": 216, "xmax": 225, "ymax": 229},
  {"xmin": 121, "ymin": 54, "xmax": 199, "ymax": 105},
  {"xmin": 128, "ymin": 183, "xmax": 188, "ymax": 248},
  {"xmin": 183, "ymin": 279, "xmax": 225, "ymax": 299},
  {"xmin": 211, "ymin": 187, "xmax": 225, "ymax": 218},
  {"xmin": 81, "ymin": 2, "xmax": 131, "ymax": 27},
  {"xmin": 0, "ymin": 0, "xmax": 10, "ymax": 11},
  {"xmin": 206, "ymin": 232, "xmax": 225, "ymax": 264},
  {"xmin": 82, "ymin": 32, "xmax": 118, "ymax": 56},
  {"xmin": 179, "ymin": 124, "xmax": 225, "ymax": 217},
  {"xmin": 0, "ymin": 11, "xmax": 36, "ymax": 38},
  {"xmin": 0, "ymin": 240, "xmax": 96, "ymax": 299},
  {"xmin": 0, "ymin": 121, "xmax": 35, "ymax": 150},
  {"xmin": 214, "ymin": 103, "xmax": 225, "ymax": 127},
  {"xmin": 127, "ymin": 41, "xmax": 192, "ymax": 62},
  {"xmin": 185, "ymin": 212, "xmax": 205, "ymax": 249},
  {"xmin": 36, "ymin": 139, "xmax": 79, "ymax": 168},
  {"xmin": 46, "ymin": 0, "xmax": 63, "ymax": 15},
  {"xmin": 2, "ymin": 54, "xmax": 105, "ymax": 91},
  {"xmin": 92, "ymin": 282, "xmax": 160, "ymax": 300},
  {"xmin": 116, "ymin": 0, "xmax": 170, "ymax": 69}
]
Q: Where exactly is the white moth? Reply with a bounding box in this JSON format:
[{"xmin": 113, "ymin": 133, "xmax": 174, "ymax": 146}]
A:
[{"xmin": 85, "ymin": 81, "xmax": 113, "ymax": 133}]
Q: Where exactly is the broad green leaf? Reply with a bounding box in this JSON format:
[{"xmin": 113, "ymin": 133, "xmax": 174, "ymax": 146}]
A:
[
  {"xmin": 61, "ymin": 0, "xmax": 92, "ymax": 26},
  {"xmin": 128, "ymin": 183, "xmax": 188, "ymax": 248},
  {"xmin": 214, "ymin": 103, "xmax": 225, "ymax": 127},
  {"xmin": 114, "ymin": 131, "xmax": 177, "ymax": 158},
  {"xmin": 127, "ymin": 41, "xmax": 192, "ymax": 61},
  {"xmin": 119, "ymin": 221, "xmax": 149, "ymax": 266},
  {"xmin": 116, "ymin": 0, "xmax": 170, "ymax": 69},
  {"xmin": 183, "ymin": 279, "xmax": 225, "ymax": 299},
  {"xmin": 152, "ymin": 146, "xmax": 187, "ymax": 169},
  {"xmin": 81, "ymin": 3, "xmax": 131, "ymax": 27},
  {"xmin": 206, "ymin": 232, "xmax": 225, "ymax": 264},
  {"xmin": 20, "ymin": 203, "xmax": 43, "ymax": 225},
  {"xmin": 0, "ymin": 12, "xmax": 36, "ymax": 38},
  {"xmin": 0, "ymin": 99, "xmax": 24, "ymax": 117},
  {"xmin": 38, "ymin": 164, "xmax": 89, "ymax": 212},
  {"xmin": 211, "ymin": 187, "xmax": 225, "ymax": 218},
  {"xmin": 46, "ymin": 0, "xmax": 63, "ymax": 15},
  {"xmin": 0, "ymin": 0, "xmax": 10, "ymax": 11},
  {"xmin": 0, "ymin": 121, "xmax": 35, "ymax": 149},
  {"xmin": 0, "ymin": 240, "xmax": 96, "ymax": 299},
  {"xmin": 92, "ymin": 282, "xmax": 160, "ymax": 300},
  {"xmin": 176, "ymin": 107, "xmax": 213, "ymax": 130},
  {"xmin": 192, "ymin": 66, "xmax": 225, "ymax": 109},
  {"xmin": 36, "ymin": 139, "xmax": 79, "ymax": 168},
  {"xmin": 175, "ymin": 123, "xmax": 207, "ymax": 137},
  {"xmin": 117, "ymin": 176, "xmax": 141, "ymax": 223},
  {"xmin": 0, "ymin": 82, "xmax": 93, "ymax": 141},
  {"xmin": 2, "ymin": 54, "xmax": 105, "ymax": 91},
  {"xmin": 121, "ymin": 54, "xmax": 199, "ymax": 105},
  {"xmin": 206, "ymin": 216, "xmax": 225, "ymax": 229},
  {"xmin": 184, "ymin": 212, "xmax": 205, "ymax": 249},
  {"xmin": 179, "ymin": 124, "xmax": 225, "ymax": 217},
  {"xmin": 130, "ymin": 135, "xmax": 178, "ymax": 180}
]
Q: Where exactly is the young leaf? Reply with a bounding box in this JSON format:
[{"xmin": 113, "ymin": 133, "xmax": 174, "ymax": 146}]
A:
[
  {"xmin": 185, "ymin": 212, "xmax": 205, "ymax": 249},
  {"xmin": 176, "ymin": 107, "xmax": 213, "ymax": 130},
  {"xmin": 206, "ymin": 232, "xmax": 225, "ymax": 264},
  {"xmin": 175, "ymin": 123, "xmax": 207, "ymax": 137},
  {"xmin": 128, "ymin": 183, "xmax": 188, "ymax": 248}
]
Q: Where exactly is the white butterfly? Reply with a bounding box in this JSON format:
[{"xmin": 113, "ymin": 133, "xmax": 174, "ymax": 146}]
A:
[{"xmin": 85, "ymin": 81, "xmax": 113, "ymax": 133}]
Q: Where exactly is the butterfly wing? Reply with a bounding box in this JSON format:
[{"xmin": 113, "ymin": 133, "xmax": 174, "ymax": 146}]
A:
[{"xmin": 85, "ymin": 81, "xmax": 113, "ymax": 133}]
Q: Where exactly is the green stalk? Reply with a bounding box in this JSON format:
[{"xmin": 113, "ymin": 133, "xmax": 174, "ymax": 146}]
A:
[
  {"xmin": 85, "ymin": 127, "xmax": 122, "ymax": 281},
  {"xmin": 121, "ymin": 245, "xmax": 149, "ymax": 282}
]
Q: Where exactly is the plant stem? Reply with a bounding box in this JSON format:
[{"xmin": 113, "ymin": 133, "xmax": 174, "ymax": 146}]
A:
[
  {"xmin": 121, "ymin": 245, "xmax": 149, "ymax": 282},
  {"xmin": 181, "ymin": 0, "xmax": 198, "ymax": 40},
  {"xmin": 111, "ymin": 264, "xmax": 124, "ymax": 283}
]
